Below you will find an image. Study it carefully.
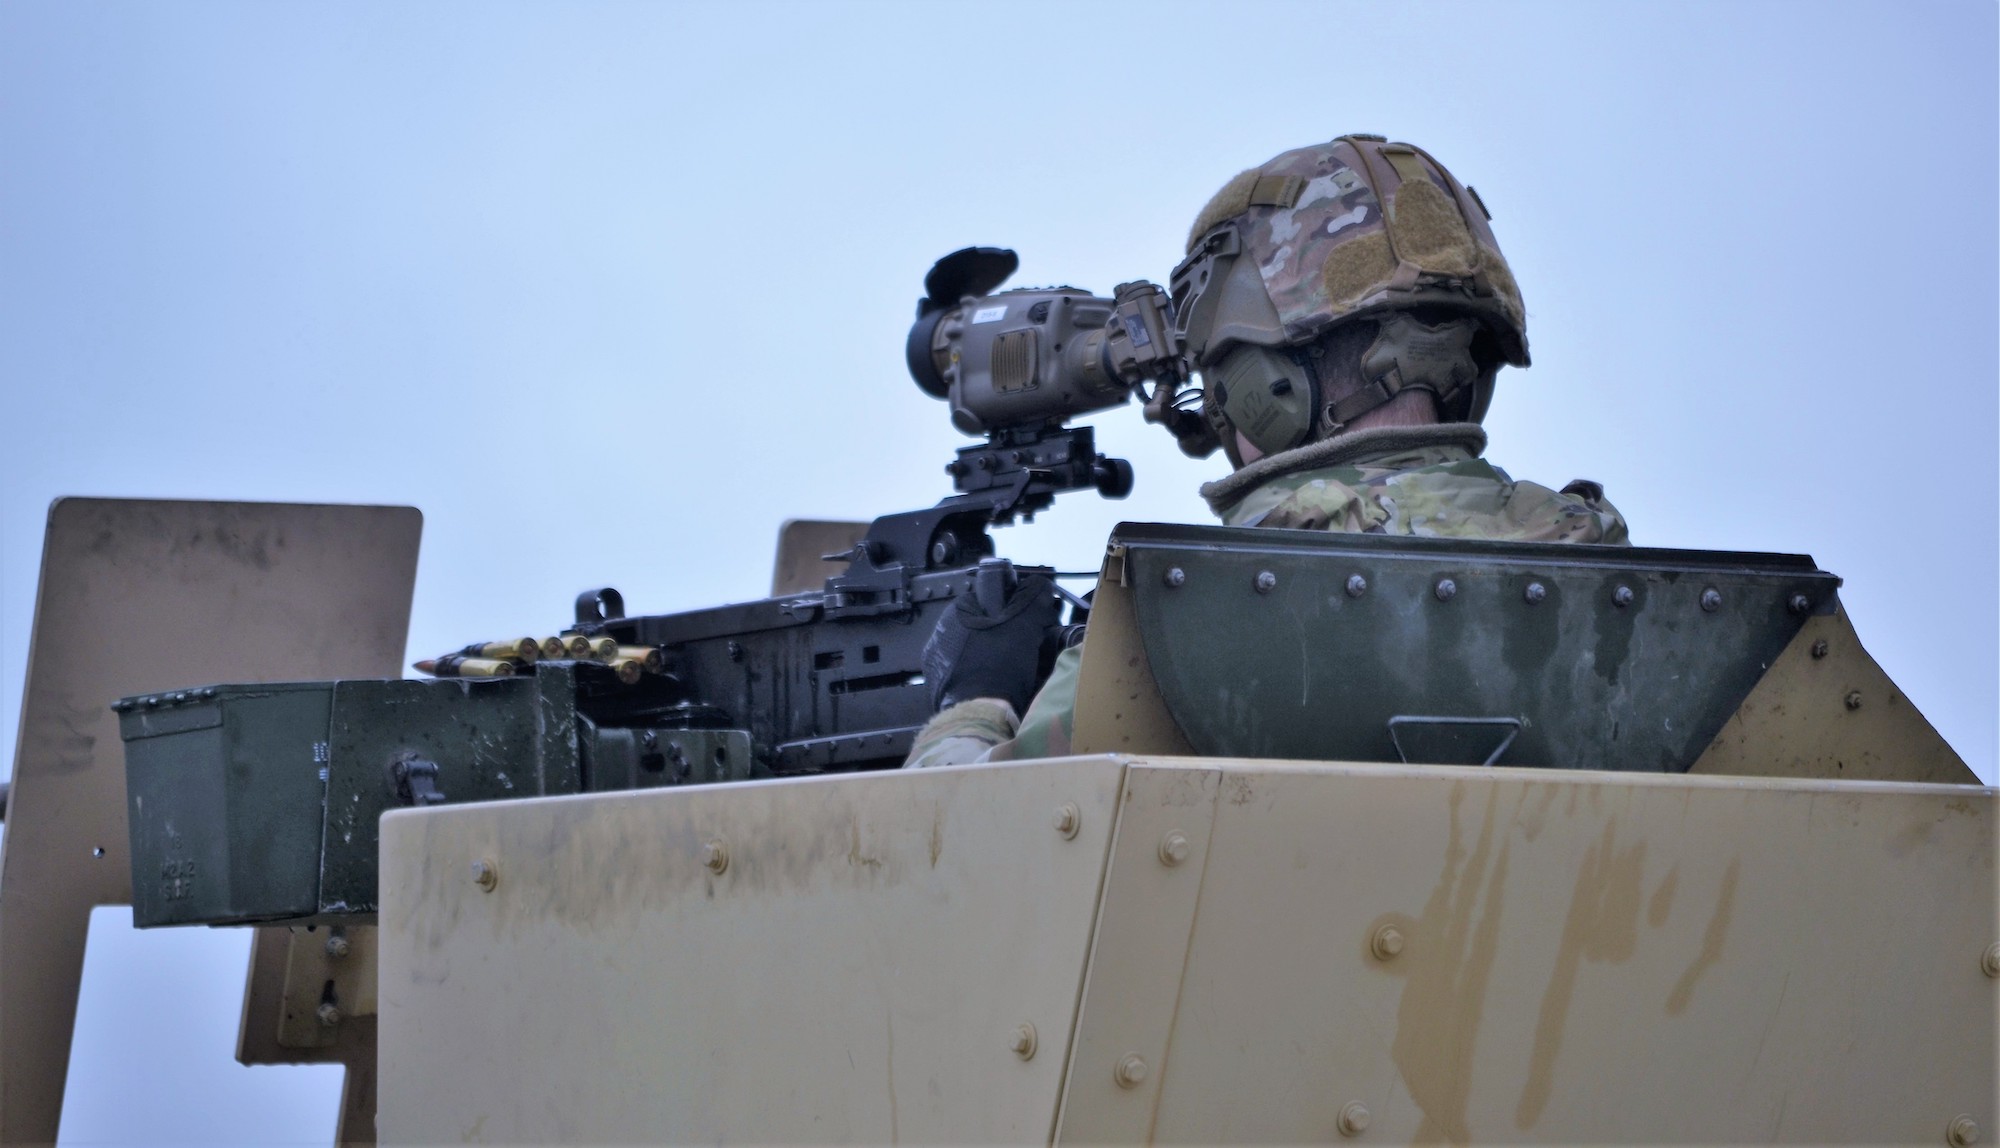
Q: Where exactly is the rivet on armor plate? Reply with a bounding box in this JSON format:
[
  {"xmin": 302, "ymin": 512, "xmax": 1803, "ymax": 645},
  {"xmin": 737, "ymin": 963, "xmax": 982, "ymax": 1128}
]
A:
[
  {"xmin": 1948, "ymin": 1115, "xmax": 1980, "ymax": 1147},
  {"xmin": 1158, "ymin": 830, "xmax": 1191, "ymax": 867},
  {"xmin": 1982, "ymin": 943, "xmax": 2000, "ymax": 978},
  {"xmin": 1612, "ymin": 584, "xmax": 1634, "ymax": 607},
  {"xmin": 1345, "ymin": 573, "xmax": 1368, "ymax": 598},
  {"xmin": 1789, "ymin": 592, "xmax": 1812, "ymax": 614},
  {"xmin": 324, "ymin": 932, "xmax": 351, "ymax": 960},
  {"xmin": 1338, "ymin": 1101, "xmax": 1371, "ymax": 1136},
  {"xmin": 1523, "ymin": 581, "xmax": 1546, "ymax": 604},
  {"xmin": 470, "ymin": 858, "xmax": 498, "ymax": 892},
  {"xmin": 1845, "ymin": 691, "xmax": 1863, "ymax": 711},
  {"xmin": 1700, "ymin": 587, "xmax": 1722, "ymax": 612},
  {"xmin": 316, "ymin": 1002, "xmax": 341, "ymax": 1028},
  {"xmin": 1255, "ymin": 570, "xmax": 1277, "ymax": 594},
  {"xmin": 1053, "ymin": 802, "xmax": 1081, "ymax": 839},
  {"xmin": 1370, "ymin": 924, "xmax": 1405, "ymax": 961},
  {"xmin": 1811, "ymin": 638, "xmax": 1829, "ymax": 659},
  {"xmin": 1434, "ymin": 578, "xmax": 1457, "ymax": 602},
  {"xmin": 1009, "ymin": 1023, "xmax": 1038, "ymax": 1061},
  {"xmin": 1114, "ymin": 1053, "xmax": 1149, "ymax": 1088},
  {"xmin": 701, "ymin": 838, "xmax": 730, "ymax": 874},
  {"xmin": 1164, "ymin": 566, "xmax": 1186, "ymax": 588}
]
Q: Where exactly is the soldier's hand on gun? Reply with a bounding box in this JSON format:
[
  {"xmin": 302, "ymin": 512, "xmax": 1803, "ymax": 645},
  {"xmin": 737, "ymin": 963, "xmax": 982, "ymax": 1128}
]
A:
[{"xmin": 920, "ymin": 568, "xmax": 1062, "ymax": 715}]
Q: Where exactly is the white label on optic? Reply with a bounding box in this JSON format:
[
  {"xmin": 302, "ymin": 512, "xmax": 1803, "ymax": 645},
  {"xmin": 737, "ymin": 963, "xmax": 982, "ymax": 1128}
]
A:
[{"xmin": 970, "ymin": 305, "xmax": 1008, "ymax": 324}]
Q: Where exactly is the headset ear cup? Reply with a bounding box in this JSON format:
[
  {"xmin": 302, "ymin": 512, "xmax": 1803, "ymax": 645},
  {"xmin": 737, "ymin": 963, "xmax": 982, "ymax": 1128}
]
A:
[
  {"xmin": 1202, "ymin": 382, "xmax": 1246, "ymax": 468},
  {"xmin": 1212, "ymin": 344, "xmax": 1316, "ymax": 458}
]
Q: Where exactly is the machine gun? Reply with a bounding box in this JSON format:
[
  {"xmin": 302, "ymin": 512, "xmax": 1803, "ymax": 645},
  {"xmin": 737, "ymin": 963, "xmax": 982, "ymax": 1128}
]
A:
[{"xmin": 114, "ymin": 247, "xmax": 1191, "ymax": 927}]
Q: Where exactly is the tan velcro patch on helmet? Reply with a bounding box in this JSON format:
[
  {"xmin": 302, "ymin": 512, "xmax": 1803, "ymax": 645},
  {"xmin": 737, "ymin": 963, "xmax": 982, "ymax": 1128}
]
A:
[
  {"xmin": 1321, "ymin": 230, "xmax": 1398, "ymax": 307},
  {"xmin": 1386, "ymin": 178, "xmax": 1477, "ymax": 277},
  {"xmin": 1187, "ymin": 168, "xmax": 1260, "ymax": 253},
  {"xmin": 1247, "ymin": 173, "xmax": 1305, "ymax": 209},
  {"xmin": 1476, "ymin": 241, "xmax": 1525, "ymax": 328}
]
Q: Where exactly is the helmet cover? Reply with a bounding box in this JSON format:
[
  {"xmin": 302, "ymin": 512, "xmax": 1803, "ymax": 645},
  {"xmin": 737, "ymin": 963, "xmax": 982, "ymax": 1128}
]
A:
[{"xmin": 1177, "ymin": 136, "xmax": 1528, "ymax": 370}]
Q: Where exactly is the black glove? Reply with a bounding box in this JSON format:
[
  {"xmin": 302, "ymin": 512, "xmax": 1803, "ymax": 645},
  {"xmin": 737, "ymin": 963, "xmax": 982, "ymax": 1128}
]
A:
[{"xmin": 921, "ymin": 571, "xmax": 1062, "ymax": 714}]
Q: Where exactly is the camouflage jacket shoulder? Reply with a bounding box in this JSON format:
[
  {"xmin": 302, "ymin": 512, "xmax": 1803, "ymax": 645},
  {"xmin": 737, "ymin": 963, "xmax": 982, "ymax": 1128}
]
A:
[{"xmin": 1200, "ymin": 423, "xmax": 1628, "ymax": 544}]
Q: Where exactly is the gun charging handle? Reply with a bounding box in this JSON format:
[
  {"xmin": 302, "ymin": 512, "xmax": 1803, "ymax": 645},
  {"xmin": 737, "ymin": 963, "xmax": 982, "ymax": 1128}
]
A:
[
  {"xmin": 973, "ymin": 557, "xmax": 1082, "ymax": 679},
  {"xmin": 972, "ymin": 557, "xmax": 1017, "ymax": 615},
  {"xmin": 1091, "ymin": 456, "xmax": 1134, "ymax": 499}
]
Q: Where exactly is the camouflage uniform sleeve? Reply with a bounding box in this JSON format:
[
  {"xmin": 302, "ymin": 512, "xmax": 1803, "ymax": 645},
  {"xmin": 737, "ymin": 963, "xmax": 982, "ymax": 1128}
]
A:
[
  {"xmin": 1505, "ymin": 478, "xmax": 1631, "ymax": 545},
  {"xmin": 902, "ymin": 697, "xmax": 1019, "ymax": 769},
  {"xmin": 990, "ymin": 643, "xmax": 1081, "ymax": 761}
]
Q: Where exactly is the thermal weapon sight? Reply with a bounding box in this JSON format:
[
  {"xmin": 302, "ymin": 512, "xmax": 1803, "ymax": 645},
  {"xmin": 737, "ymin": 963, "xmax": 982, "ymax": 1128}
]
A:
[{"xmin": 905, "ymin": 247, "xmax": 1189, "ymax": 438}]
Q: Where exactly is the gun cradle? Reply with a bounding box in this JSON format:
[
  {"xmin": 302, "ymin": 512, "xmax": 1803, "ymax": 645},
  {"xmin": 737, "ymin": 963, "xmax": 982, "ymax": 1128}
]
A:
[
  {"xmin": 117, "ymin": 563, "xmax": 987, "ymax": 928},
  {"xmin": 115, "ymin": 415, "xmax": 1126, "ymax": 929}
]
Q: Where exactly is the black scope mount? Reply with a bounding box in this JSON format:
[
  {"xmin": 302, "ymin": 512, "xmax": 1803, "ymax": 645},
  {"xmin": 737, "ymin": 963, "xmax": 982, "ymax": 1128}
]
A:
[{"xmin": 815, "ymin": 423, "xmax": 1130, "ymax": 618}]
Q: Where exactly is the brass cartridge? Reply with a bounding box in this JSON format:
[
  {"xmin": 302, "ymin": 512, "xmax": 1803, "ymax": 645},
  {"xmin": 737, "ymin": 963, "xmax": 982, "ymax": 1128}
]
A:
[
  {"xmin": 450, "ymin": 656, "xmax": 518, "ymax": 678},
  {"xmin": 615, "ymin": 645, "xmax": 664, "ymax": 672},
  {"xmin": 415, "ymin": 655, "xmax": 517, "ymax": 678},
  {"xmin": 466, "ymin": 638, "xmax": 540, "ymax": 663}
]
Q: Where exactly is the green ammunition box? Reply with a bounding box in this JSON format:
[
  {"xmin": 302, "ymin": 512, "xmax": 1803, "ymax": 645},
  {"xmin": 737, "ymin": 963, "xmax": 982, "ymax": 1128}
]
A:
[
  {"xmin": 118, "ymin": 663, "xmax": 756, "ymax": 927},
  {"xmin": 119, "ymin": 682, "xmax": 335, "ymax": 927}
]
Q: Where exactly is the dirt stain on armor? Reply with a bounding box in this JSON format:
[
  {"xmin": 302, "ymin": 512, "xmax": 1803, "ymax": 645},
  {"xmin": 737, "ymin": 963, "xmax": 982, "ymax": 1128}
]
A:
[
  {"xmin": 849, "ymin": 816, "xmax": 884, "ymax": 870},
  {"xmin": 1519, "ymin": 782, "xmax": 1561, "ymax": 842},
  {"xmin": 1516, "ymin": 818, "xmax": 1647, "ymax": 1130},
  {"xmin": 24, "ymin": 685, "xmax": 100, "ymax": 774},
  {"xmin": 1886, "ymin": 818, "xmax": 1935, "ymax": 858},
  {"xmin": 1391, "ymin": 781, "xmax": 1511, "ymax": 1145},
  {"xmin": 1647, "ymin": 864, "xmax": 1678, "ymax": 927},
  {"xmin": 1666, "ymin": 858, "xmax": 1740, "ymax": 1016}
]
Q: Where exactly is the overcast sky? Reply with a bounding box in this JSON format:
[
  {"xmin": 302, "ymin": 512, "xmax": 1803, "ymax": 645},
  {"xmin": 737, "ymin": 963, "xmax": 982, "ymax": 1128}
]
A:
[{"xmin": 3, "ymin": 1, "xmax": 1994, "ymax": 1142}]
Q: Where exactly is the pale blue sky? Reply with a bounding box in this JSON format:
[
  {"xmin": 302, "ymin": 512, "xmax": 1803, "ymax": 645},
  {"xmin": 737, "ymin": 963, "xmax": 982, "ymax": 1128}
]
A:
[{"xmin": 3, "ymin": 1, "xmax": 1994, "ymax": 1141}]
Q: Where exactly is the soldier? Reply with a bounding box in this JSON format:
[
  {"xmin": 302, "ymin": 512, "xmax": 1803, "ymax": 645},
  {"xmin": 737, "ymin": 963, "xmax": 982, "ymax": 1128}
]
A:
[{"xmin": 906, "ymin": 135, "xmax": 1628, "ymax": 769}]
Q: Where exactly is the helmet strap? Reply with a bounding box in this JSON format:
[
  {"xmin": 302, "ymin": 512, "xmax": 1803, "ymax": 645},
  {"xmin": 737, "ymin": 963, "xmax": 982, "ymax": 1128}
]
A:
[{"xmin": 1322, "ymin": 312, "xmax": 1478, "ymax": 433}]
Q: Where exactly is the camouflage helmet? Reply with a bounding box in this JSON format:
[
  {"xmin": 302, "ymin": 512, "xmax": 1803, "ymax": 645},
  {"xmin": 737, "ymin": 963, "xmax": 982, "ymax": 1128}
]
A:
[{"xmin": 1168, "ymin": 136, "xmax": 1527, "ymax": 459}]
